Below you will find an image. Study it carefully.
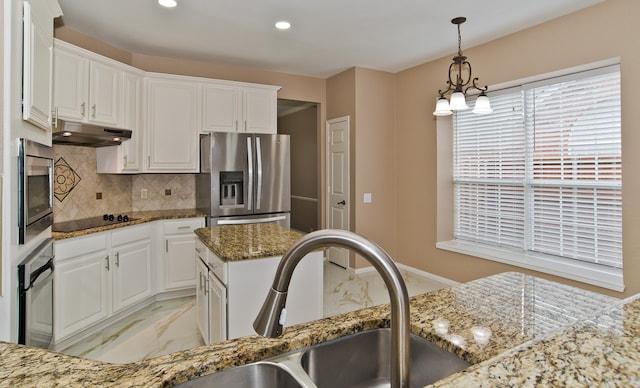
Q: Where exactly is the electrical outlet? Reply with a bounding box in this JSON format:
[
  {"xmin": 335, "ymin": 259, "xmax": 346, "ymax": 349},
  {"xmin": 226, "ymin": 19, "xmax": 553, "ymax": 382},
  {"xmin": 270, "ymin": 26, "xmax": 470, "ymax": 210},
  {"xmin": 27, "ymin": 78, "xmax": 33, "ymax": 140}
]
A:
[
  {"xmin": 165, "ymin": 189, "xmax": 172, "ymax": 196},
  {"xmin": 141, "ymin": 189, "xmax": 148, "ymax": 199}
]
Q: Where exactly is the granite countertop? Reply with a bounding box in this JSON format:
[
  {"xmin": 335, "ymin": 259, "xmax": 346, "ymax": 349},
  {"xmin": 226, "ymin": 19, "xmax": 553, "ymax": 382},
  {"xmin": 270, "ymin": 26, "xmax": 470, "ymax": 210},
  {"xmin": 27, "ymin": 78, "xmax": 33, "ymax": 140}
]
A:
[
  {"xmin": 51, "ymin": 209, "xmax": 207, "ymax": 240},
  {"xmin": 194, "ymin": 223, "xmax": 306, "ymax": 261},
  {"xmin": 1, "ymin": 271, "xmax": 635, "ymax": 387}
]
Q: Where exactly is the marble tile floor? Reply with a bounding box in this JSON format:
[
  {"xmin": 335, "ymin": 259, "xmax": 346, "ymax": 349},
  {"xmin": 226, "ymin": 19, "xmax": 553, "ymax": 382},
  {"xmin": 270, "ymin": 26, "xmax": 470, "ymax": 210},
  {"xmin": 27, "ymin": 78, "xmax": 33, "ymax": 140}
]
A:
[{"xmin": 59, "ymin": 261, "xmax": 451, "ymax": 364}]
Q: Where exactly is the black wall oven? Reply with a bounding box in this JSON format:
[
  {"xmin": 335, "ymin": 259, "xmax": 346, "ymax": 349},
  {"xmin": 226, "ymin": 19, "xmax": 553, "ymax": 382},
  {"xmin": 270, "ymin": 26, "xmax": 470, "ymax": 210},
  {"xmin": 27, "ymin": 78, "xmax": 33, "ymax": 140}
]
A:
[
  {"xmin": 18, "ymin": 238, "xmax": 55, "ymax": 349},
  {"xmin": 18, "ymin": 138, "xmax": 54, "ymax": 245}
]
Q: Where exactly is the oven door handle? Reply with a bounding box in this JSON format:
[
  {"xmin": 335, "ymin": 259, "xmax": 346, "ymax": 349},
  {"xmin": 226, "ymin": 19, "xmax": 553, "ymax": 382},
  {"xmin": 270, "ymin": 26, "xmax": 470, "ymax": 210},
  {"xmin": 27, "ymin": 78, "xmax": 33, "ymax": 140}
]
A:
[{"xmin": 25, "ymin": 258, "xmax": 54, "ymax": 292}]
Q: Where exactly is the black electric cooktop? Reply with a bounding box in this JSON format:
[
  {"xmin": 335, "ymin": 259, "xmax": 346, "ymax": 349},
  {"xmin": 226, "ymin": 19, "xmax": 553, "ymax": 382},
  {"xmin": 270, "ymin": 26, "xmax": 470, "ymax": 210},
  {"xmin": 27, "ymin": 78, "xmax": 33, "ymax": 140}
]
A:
[{"xmin": 52, "ymin": 214, "xmax": 138, "ymax": 233}]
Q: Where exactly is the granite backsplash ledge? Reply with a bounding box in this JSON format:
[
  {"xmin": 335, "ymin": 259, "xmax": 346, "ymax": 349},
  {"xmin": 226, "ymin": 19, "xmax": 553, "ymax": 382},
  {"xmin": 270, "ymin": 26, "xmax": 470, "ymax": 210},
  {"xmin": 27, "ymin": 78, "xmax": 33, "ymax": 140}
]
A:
[{"xmin": 53, "ymin": 144, "xmax": 196, "ymax": 222}]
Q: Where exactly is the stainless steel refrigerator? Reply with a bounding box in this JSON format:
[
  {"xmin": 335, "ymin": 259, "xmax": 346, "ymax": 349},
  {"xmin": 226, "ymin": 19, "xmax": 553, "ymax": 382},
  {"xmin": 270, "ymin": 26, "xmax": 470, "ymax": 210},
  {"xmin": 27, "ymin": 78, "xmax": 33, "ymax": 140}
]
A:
[{"xmin": 196, "ymin": 132, "xmax": 291, "ymax": 227}]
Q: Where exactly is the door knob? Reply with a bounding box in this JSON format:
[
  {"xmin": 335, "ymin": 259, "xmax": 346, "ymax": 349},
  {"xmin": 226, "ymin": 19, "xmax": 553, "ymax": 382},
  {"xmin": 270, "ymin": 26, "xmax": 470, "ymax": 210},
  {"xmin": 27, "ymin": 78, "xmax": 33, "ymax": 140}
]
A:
[{"xmin": 337, "ymin": 200, "xmax": 346, "ymax": 205}]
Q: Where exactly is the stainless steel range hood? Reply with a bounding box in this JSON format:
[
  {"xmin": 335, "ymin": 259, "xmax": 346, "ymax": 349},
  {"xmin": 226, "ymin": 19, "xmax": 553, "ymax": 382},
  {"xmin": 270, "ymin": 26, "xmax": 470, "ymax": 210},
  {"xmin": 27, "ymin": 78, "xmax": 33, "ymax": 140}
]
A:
[{"xmin": 52, "ymin": 120, "xmax": 132, "ymax": 147}]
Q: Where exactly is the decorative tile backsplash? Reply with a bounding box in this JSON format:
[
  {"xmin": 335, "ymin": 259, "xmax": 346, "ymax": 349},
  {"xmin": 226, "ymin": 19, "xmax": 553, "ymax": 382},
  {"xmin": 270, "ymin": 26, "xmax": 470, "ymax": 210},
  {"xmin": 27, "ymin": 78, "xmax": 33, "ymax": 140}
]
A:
[
  {"xmin": 131, "ymin": 173, "xmax": 195, "ymax": 211},
  {"xmin": 53, "ymin": 145, "xmax": 196, "ymax": 222},
  {"xmin": 54, "ymin": 157, "xmax": 82, "ymax": 202}
]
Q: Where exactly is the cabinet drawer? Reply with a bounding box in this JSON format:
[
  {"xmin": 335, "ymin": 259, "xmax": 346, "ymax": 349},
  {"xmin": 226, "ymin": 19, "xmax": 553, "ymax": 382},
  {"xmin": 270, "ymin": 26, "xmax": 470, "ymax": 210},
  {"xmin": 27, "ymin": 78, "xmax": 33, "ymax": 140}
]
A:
[
  {"xmin": 111, "ymin": 223, "xmax": 152, "ymax": 246},
  {"xmin": 208, "ymin": 252, "xmax": 227, "ymax": 285},
  {"xmin": 55, "ymin": 232, "xmax": 108, "ymax": 260},
  {"xmin": 164, "ymin": 218, "xmax": 204, "ymax": 235}
]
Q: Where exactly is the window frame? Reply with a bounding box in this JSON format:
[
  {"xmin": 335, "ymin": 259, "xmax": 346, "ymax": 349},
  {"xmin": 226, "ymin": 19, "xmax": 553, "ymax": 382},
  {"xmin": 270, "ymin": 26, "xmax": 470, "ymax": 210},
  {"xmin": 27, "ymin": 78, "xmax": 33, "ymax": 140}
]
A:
[{"xmin": 436, "ymin": 58, "xmax": 624, "ymax": 292}]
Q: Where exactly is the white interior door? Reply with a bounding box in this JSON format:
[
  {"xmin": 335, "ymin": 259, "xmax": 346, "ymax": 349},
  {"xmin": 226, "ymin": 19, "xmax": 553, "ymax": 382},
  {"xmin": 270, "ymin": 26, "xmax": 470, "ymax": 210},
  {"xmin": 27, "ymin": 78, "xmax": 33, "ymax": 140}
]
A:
[{"xmin": 326, "ymin": 116, "xmax": 350, "ymax": 268}]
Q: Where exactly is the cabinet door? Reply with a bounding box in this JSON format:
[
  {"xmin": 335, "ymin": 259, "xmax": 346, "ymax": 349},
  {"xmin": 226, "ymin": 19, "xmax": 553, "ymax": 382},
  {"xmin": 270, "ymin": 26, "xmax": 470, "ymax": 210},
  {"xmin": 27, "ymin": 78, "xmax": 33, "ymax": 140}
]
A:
[
  {"xmin": 120, "ymin": 70, "xmax": 142, "ymax": 170},
  {"xmin": 208, "ymin": 272, "xmax": 227, "ymax": 344},
  {"xmin": 54, "ymin": 251, "xmax": 110, "ymax": 341},
  {"xmin": 112, "ymin": 238, "xmax": 152, "ymax": 313},
  {"xmin": 165, "ymin": 234, "xmax": 198, "ymax": 290},
  {"xmin": 22, "ymin": 1, "xmax": 55, "ymax": 131},
  {"xmin": 195, "ymin": 258, "xmax": 209, "ymax": 344},
  {"xmin": 146, "ymin": 78, "xmax": 198, "ymax": 172},
  {"xmin": 96, "ymin": 70, "xmax": 142, "ymax": 173},
  {"xmin": 53, "ymin": 46, "xmax": 88, "ymax": 122},
  {"xmin": 88, "ymin": 61, "xmax": 121, "ymax": 126},
  {"xmin": 243, "ymin": 87, "xmax": 277, "ymax": 134},
  {"xmin": 201, "ymin": 84, "xmax": 241, "ymax": 132}
]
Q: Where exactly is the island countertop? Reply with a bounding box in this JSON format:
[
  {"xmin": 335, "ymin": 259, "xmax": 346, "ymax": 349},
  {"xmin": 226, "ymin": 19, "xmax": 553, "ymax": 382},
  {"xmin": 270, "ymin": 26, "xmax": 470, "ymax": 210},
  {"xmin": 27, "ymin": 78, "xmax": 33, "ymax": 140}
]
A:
[
  {"xmin": 1, "ymin": 271, "xmax": 634, "ymax": 387},
  {"xmin": 194, "ymin": 223, "xmax": 306, "ymax": 261}
]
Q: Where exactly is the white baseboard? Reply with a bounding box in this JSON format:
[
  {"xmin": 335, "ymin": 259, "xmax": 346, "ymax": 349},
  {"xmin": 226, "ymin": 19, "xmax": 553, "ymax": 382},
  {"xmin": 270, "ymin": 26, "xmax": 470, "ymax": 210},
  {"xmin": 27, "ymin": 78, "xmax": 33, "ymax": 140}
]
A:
[{"xmin": 353, "ymin": 263, "xmax": 458, "ymax": 286}]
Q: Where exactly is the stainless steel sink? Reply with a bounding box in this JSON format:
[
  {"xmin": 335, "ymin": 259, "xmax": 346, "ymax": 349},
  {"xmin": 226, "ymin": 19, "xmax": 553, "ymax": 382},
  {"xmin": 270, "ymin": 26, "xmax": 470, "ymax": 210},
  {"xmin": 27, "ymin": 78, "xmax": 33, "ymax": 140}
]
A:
[
  {"xmin": 300, "ymin": 328, "xmax": 470, "ymax": 388},
  {"xmin": 176, "ymin": 362, "xmax": 303, "ymax": 388},
  {"xmin": 177, "ymin": 329, "xmax": 469, "ymax": 387}
]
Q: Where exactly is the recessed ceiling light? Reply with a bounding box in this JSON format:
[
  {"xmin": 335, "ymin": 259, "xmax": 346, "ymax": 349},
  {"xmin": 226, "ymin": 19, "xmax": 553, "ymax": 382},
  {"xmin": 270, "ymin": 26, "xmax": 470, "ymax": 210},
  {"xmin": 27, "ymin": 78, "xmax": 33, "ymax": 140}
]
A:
[
  {"xmin": 158, "ymin": 0, "xmax": 177, "ymax": 8},
  {"xmin": 275, "ymin": 21, "xmax": 291, "ymax": 30}
]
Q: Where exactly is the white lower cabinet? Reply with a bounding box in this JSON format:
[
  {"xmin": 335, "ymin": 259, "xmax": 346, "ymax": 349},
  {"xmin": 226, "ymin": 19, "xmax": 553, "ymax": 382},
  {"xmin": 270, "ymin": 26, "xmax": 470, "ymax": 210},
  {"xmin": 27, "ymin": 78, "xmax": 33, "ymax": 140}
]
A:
[
  {"xmin": 163, "ymin": 218, "xmax": 205, "ymax": 291},
  {"xmin": 54, "ymin": 233, "xmax": 110, "ymax": 341},
  {"xmin": 196, "ymin": 251, "xmax": 227, "ymax": 345},
  {"xmin": 54, "ymin": 223, "xmax": 153, "ymax": 343},
  {"xmin": 111, "ymin": 226, "xmax": 153, "ymax": 313},
  {"xmin": 196, "ymin": 244, "xmax": 323, "ymax": 344},
  {"xmin": 195, "ymin": 257, "xmax": 209, "ymax": 343}
]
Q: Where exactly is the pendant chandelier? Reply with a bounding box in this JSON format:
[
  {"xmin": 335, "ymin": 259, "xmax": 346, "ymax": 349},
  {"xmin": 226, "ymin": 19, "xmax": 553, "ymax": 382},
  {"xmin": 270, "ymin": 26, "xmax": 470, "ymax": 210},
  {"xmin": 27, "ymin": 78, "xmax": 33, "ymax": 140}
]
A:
[{"xmin": 433, "ymin": 17, "xmax": 492, "ymax": 116}]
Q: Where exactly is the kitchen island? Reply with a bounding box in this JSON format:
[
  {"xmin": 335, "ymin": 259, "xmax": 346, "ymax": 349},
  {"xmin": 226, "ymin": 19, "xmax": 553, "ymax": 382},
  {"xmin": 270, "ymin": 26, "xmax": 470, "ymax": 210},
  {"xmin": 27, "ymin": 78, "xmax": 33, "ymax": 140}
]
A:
[{"xmin": 1, "ymin": 269, "xmax": 636, "ymax": 387}]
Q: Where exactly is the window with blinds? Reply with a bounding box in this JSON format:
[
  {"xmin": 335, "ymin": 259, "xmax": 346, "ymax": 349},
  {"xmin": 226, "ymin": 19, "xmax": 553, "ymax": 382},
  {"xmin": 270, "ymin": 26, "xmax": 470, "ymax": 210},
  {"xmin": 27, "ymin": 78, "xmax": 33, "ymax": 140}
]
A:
[{"xmin": 453, "ymin": 65, "xmax": 622, "ymax": 270}]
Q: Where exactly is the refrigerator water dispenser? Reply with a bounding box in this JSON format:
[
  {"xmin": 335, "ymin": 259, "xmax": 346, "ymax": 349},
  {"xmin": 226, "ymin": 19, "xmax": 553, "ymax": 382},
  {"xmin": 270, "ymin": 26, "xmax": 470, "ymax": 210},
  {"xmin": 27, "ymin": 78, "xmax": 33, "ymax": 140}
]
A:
[{"xmin": 220, "ymin": 171, "xmax": 243, "ymax": 206}]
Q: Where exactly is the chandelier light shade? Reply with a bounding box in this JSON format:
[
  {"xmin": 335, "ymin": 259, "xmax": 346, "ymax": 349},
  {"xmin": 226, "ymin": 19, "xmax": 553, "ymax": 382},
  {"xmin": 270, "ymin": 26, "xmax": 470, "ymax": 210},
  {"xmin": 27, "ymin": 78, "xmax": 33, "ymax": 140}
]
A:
[{"xmin": 433, "ymin": 17, "xmax": 492, "ymax": 116}]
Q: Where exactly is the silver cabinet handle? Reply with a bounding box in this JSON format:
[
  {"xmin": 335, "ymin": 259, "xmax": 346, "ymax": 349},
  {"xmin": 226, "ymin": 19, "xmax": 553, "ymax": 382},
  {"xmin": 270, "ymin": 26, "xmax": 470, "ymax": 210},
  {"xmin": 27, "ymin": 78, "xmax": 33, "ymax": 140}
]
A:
[
  {"xmin": 204, "ymin": 277, "xmax": 209, "ymax": 295},
  {"xmin": 178, "ymin": 226, "xmax": 191, "ymax": 230},
  {"xmin": 235, "ymin": 119, "xmax": 238, "ymax": 131},
  {"xmin": 81, "ymin": 102, "xmax": 85, "ymax": 116},
  {"xmin": 195, "ymin": 247, "xmax": 204, "ymax": 253},
  {"xmin": 199, "ymin": 272, "xmax": 204, "ymax": 291},
  {"xmin": 104, "ymin": 256, "xmax": 110, "ymax": 271},
  {"xmin": 115, "ymin": 252, "xmax": 120, "ymax": 267},
  {"xmin": 91, "ymin": 104, "xmax": 96, "ymax": 118},
  {"xmin": 123, "ymin": 155, "xmax": 128, "ymax": 167}
]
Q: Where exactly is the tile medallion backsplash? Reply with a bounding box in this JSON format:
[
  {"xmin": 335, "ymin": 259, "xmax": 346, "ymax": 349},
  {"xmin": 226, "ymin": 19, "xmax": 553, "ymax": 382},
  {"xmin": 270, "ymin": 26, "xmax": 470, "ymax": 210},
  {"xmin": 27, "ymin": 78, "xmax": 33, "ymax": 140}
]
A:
[
  {"xmin": 53, "ymin": 145, "xmax": 196, "ymax": 222},
  {"xmin": 54, "ymin": 157, "xmax": 82, "ymax": 202}
]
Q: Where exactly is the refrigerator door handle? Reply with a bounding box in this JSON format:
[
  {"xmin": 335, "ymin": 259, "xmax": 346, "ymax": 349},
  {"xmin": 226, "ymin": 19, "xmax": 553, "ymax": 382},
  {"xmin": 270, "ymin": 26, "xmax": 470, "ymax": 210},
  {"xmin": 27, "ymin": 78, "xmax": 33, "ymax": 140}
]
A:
[
  {"xmin": 247, "ymin": 136, "xmax": 253, "ymax": 211},
  {"xmin": 256, "ymin": 136, "xmax": 263, "ymax": 210}
]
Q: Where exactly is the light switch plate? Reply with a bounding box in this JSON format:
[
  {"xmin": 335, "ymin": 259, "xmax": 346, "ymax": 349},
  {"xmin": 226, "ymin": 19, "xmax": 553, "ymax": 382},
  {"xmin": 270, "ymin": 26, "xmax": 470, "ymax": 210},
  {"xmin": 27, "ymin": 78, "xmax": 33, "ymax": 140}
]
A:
[{"xmin": 364, "ymin": 193, "xmax": 372, "ymax": 203}]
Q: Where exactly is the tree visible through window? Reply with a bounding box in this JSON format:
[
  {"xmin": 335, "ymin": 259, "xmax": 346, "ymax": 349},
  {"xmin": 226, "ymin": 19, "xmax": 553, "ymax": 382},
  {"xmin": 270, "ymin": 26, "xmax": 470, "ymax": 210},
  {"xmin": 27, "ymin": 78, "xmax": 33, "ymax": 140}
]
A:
[{"xmin": 453, "ymin": 65, "xmax": 622, "ymax": 270}]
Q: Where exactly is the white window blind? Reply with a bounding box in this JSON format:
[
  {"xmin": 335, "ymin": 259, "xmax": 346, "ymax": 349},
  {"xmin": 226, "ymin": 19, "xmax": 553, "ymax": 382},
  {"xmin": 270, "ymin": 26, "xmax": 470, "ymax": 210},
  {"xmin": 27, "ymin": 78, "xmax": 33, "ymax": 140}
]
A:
[{"xmin": 453, "ymin": 65, "xmax": 622, "ymax": 270}]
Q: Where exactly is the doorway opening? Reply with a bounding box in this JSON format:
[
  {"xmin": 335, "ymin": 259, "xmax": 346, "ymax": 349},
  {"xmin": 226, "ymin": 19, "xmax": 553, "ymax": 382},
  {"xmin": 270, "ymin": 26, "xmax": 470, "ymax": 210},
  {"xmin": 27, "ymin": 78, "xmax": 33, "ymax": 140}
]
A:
[{"xmin": 277, "ymin": 99, "xmax": 320, "ymax": 233}]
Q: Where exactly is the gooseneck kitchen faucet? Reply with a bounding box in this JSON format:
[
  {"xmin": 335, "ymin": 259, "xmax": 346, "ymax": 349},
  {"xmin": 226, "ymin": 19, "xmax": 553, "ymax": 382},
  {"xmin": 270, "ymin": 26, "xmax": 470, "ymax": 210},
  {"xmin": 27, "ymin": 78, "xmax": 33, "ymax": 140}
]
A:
[{"xmin": 253, "ymin": 229, "xmax": 411, "ymax": 388}]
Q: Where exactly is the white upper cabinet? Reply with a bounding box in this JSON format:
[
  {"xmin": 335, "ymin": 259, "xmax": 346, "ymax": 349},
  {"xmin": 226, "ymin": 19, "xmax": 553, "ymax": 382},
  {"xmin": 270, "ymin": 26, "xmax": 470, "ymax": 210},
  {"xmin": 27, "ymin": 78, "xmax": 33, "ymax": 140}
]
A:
[
  {"xmin": 88, "ymin": 61, "xmax": 121, "ymax": 126},
  {"xmin": 96, "ymin": 68, "xmax": 144, "ymax": 173},
  {"xmin": 22, "ymin": 0, "xmax": 62, "ymax": 131},
  {"xmin": 53, "ymin": 39, "xmax": 126, "ymax": 128},
  {"xmin": 243, "ymin": 86, "xmax": 278, "ymax": 133},
  {"xmin": 201, "ymin": 84, "xmax": 241, "ymax": 133},
  {"xmin": 201, "ymin": 82, "xmax": 279, "ymax": 134},
  {"xmin": 145, "ymin": 74, "xmax": 199, "ymax": 172}
]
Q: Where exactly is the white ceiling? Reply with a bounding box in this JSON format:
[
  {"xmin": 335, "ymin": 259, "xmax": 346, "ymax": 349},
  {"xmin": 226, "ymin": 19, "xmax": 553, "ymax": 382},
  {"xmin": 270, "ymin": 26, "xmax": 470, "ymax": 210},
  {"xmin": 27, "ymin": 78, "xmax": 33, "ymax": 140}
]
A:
[{"xmin": 56, "ymin": 0, "xmax": 604, "ymax": 79}]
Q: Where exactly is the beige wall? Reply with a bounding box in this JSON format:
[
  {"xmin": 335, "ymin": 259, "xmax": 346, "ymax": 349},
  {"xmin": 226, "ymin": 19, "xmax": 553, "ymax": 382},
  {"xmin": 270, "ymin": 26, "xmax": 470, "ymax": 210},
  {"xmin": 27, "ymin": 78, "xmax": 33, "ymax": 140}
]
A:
[
  {"xmin": 354, "ymin": 68, "xmax": 396, "ymax": 267},
  {"xmin": 395, "ymin": 0, "xmax": 639, "ymax": 298},
  {"xmin": 279, "ymin": 106, "xmax": 319, "ymax": 232},
  {"xmin": 326, "ymin": 67, "xmax": 396, "ymax": 268}
]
